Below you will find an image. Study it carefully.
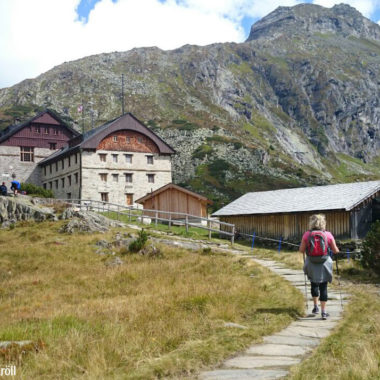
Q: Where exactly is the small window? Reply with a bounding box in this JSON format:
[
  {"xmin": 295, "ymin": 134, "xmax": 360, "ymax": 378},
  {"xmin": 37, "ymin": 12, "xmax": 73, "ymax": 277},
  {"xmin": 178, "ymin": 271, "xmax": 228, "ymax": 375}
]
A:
[
  {"xmin": 43, "ymin": 183, "xmax": 47, "ymax": 190},
  {"xmin": 75, "ymin": 154, "xmax": 78, "ymax": 164},
  {"xmin": 125, "ymin": 154, "xmax": 133, "ymax": 164},
  {"xmin": 113, "ymin": 136, "xmax": 118, "ymax": 142},
  {"xmin": 44, "ymin": 167, "xmax": 47, "ymax": 176},
  {"xmin": 44, "ymin": 127, "xmax": 49, "ymax": 134},
  {"xmin": 55, "ymin": 180, "xmax": 58, "ymax": 189},
  {"xmin": 68, "ymin": 175, "xmax": 72, "ymax": 186},
  {"xmin": 20, "ymin": 147, "xmax": 34, "ymax": 162},
  {"xmin": 61, "ymin": 178, "xmax": 65, "ymax": 188},
  {"xmin": 100, "ymin": 192, "xmax": 109, "ymax": 202},
  {"xmin": 53, "ymin": 129, "xmax": 58, "ymax": 135},
  {"xmin": 126, "ymin": 137, "xmax": 131, "ymax": 144},
  {"xmin": 125, "ymin": 173, "xmax": 133, "ymax": 183},
  {"xmin": 137, "ymin": 136, "xmax": 143, "ymax": 143},
  {"xmin": 147, "ymin": 174, "xmax": 155, "ymax": 183},
  {"xmin": 67, "ymin": 193, "xmax": 72, "ymax": 199},
  {"xmin": 49, "ymin": 142, "xmax": 56, "ymax": 150},
  {"xmin": 100, "ymin": 173, "xmax": 107, "ymax": 182},
  {"xmin": 61, "ymin": 159, "xmax": 64, "ymax": 170},
  {"xmin": 147, "ymin": 156, "xmax": 154, "ymax": 165},
  {"xmin": 55, "ymin": 162, "xmax": 58, "ymax": 172},
  {"xmin": 68, "ymin": 156, "xmax": 71, "ymax": 167},
  {"xmin": 35, "ymin": 126, "xmax": 40, "ymax": 134},
  {"xmin": 49, "ymin": 165, "xmax": 52, "ymax": 174},
  {"xmin": 112, "ymin": 154, "xmax": 118, "ymax": 163},
  {"xmin": 74, "ymin": 172, "xmax": 79, "ymax": 184},
  {"xmin": 112, "ymin": 174, "xmax": 119, "ymax": 182},
  {"xmin": 99, "ymin": 154, "xmax": 107, "ymax": 162}
]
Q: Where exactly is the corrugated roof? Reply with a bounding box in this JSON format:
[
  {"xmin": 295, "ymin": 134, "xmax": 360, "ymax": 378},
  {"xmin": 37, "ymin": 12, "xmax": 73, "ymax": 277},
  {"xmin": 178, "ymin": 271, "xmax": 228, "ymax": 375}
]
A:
[{"xmin": 213, "ymin": 181, "xmax": 380, "ymax": 216}]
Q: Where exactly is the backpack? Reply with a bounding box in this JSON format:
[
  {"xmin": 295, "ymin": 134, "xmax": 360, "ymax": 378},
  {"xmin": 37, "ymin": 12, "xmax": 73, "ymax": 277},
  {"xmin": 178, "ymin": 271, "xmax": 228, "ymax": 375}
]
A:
[{"xmin": 306, "ymin": 230, "xmax": 328, "ymax": 257}]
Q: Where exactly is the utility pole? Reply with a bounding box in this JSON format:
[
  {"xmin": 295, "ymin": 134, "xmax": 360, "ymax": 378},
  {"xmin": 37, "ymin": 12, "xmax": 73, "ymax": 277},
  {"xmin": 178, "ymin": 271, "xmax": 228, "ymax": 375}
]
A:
[{"xmin": 121, "ymin": 74, "xmax": 125, "ymax": 115}]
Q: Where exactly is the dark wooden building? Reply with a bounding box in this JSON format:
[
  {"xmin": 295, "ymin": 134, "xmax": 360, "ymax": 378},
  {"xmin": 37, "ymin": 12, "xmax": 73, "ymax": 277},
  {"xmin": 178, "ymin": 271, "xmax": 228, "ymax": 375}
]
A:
[
  {"xmin": 213, "ymin": 181, "xmax": 380, "ymax": 240},
  {"xmin": 136, "ymin": 183, "xmax": 211, "ymax": 218}
]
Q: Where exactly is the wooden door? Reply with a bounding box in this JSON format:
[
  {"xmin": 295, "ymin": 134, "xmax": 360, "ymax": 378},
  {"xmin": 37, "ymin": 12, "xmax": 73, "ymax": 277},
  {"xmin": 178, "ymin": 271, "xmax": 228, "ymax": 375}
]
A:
[{"xmin": 126, "ymin": 193, "xmax": 133, "ymax": 205}]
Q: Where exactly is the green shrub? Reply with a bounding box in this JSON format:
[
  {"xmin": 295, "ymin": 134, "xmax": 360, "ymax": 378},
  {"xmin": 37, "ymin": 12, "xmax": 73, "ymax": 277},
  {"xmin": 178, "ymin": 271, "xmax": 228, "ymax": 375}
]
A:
[
  {"xmin": 129, "ymin": 229, "xmax": 148, "ymax": 253},
  {"xmin": 361, "ymin": 221, "xmax": 380, "ymax": 275},
  {"xmin": 20, "ymin": 183, "xmax": 54, "ymax": 198}
]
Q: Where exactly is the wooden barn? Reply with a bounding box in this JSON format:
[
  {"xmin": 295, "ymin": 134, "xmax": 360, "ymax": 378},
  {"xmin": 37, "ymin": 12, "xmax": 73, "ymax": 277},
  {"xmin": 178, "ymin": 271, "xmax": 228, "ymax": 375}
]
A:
[
  {"xmin": 213, "ymin": 181, "xmax": 380, "ymax": 240},
  {"xmin": 136, "ymin": 183, "xmax": 211, "ymax": 218}
]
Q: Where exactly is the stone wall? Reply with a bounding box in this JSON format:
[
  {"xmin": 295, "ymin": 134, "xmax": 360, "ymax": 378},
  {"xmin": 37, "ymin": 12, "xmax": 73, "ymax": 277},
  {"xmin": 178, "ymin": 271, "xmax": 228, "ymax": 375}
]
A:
[
  {"xmin": 41, "ymin": 152, "xmax": 81, "ymax": 199},
  {"xmin": 81, "ymin": 150, "xmax": 172, "ymax": 205},
  {"xmin": 0, "ymin": 146, "xmax": 56, "ymax": 185}
]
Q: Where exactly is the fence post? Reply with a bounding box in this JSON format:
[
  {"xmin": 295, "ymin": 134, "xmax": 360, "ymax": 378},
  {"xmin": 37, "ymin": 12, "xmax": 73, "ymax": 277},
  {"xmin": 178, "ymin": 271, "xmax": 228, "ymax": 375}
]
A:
[
  {"xmin": 155, "ymin": 211, "xmax": 158, "ymax": 227},
  {"xmin": 129, "ymin": 207, "xmax": 131, "ymax": 221},
  {"xmin": 347, "ymin": 249, "xmax": 350, "ymax": 262},
  {"xmin": 251, "ymin": 232, "xmax": 256, "ymax": 250},
  {"xmin": 169, "ymin": 214, "xmax": 172, "ymax": 230},
  {"xmin": 208, "ymin": 220, "xmax": 211, "ymax": 240},
  {"xmin": 231, "ymin": 225, "xmax": 235, "ymax": 245},
  {"xmin": 278, "ymin": 236, "xmax": 282, "ymax": 253},
  {"xmin": 185, "ymin": 215, "xmax": 189, "ymax": 233}
]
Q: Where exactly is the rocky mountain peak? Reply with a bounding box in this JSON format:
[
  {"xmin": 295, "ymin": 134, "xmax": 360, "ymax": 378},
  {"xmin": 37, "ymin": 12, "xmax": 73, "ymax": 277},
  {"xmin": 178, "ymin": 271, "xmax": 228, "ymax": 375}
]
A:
[{"xmin": 246, "ymin": 2, "xmax": 380, "ymax": 42}]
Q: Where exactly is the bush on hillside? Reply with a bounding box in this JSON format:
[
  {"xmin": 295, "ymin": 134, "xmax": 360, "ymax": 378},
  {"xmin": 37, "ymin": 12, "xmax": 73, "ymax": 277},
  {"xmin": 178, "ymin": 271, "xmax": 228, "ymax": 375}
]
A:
[
  {"xmin": 20, "ymin": 183, "xmax": 54, "ymax": 198},
  {"xmin": 361, "ymin": 220, "xmax": 380, "ymax": 276},
  {"xmin": 128, "ymin": 229, "xmax": 148, "ymax": 253}
]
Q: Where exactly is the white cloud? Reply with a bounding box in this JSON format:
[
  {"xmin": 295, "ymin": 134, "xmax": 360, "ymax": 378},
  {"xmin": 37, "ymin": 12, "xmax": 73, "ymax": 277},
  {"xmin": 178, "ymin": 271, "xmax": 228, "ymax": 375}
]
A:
[{"xmin": 313, "ymin": 0, "xmax": 380, "ymax": 17}]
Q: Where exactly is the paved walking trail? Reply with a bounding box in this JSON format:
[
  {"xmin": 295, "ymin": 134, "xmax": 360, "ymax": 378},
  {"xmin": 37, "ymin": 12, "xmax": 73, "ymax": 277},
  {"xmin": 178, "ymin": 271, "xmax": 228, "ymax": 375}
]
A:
[{"xmin": 199, "ymin": 253, "xmax": 349, "ymax": 380}]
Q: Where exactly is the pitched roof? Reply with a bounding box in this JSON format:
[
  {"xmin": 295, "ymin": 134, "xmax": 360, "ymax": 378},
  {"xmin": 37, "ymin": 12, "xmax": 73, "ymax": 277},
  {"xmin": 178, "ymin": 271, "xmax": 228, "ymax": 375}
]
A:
[
  {"xmin": 39, "ymin": 113, "xmax": 175, "ymax": 166},
  {"xmin": 213, "ymin": 180, "xmax": 380, "ymax": 216},
  {"xmin": 136, "ymin": 183, "xmax": 212, "ymax": 204},
  {"xmin": 0, "ymin": 109, "xmax": 79, "ymax": 143}
]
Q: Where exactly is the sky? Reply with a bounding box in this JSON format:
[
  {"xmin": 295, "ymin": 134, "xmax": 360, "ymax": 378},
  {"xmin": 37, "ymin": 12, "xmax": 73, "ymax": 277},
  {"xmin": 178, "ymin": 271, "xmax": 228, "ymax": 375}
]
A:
[{"xmin": 1, "ymin": 0, "xmax": 380, "ymax": 89}]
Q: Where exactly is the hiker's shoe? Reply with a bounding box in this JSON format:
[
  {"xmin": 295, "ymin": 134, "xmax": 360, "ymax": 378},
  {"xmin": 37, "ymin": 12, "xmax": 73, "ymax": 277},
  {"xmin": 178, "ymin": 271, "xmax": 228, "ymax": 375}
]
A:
[
  {"xmin": 321, "ymin": 312, "xmax": 329, "ymax": 320},
  {"xmin": 312, "ymin": 305, "xmax": 319, "ymax": 314}
]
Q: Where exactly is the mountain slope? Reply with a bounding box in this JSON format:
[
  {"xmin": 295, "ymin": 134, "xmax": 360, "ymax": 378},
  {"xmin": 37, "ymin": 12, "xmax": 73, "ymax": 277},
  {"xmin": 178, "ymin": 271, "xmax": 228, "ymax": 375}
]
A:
[{"xmin": 1, "ymin": 3, "xmax": 379, "ymax": 208}]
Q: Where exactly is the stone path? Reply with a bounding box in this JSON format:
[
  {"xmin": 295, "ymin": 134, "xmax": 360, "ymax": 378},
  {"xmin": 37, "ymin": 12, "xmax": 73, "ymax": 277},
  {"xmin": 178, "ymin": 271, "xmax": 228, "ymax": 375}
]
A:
[{"xmin": 199, "ymin": 255, "xmax": 348, "ymax": 380}]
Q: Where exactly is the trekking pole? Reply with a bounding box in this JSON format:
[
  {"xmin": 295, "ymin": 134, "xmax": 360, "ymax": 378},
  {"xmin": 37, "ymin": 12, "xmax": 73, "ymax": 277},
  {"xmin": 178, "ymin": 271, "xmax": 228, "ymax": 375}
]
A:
[
  {"xmin": 335, "ymin": 255, "xmax": 343, "ymax": 309},
  {"xmin": 302, "ymin": 254, "xmax": 308, "ymax": 311}
]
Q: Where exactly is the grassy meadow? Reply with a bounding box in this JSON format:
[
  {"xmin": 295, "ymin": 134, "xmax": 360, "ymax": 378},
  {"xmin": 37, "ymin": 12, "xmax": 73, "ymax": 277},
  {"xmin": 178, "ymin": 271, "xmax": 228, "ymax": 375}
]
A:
[{"xmin": 0, "ymin": 220, "xmax": 303, "ymax": 379}]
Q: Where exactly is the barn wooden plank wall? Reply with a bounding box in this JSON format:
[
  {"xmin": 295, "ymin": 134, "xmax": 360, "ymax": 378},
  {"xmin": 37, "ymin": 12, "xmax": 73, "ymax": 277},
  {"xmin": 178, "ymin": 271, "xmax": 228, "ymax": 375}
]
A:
[
  {"xmin": 220, "ymin": 210, "xmax": 350, "ymax": 240},
  {"xmin": 141, "ymin": 188, "xmax": 207, "ymax": 219}
]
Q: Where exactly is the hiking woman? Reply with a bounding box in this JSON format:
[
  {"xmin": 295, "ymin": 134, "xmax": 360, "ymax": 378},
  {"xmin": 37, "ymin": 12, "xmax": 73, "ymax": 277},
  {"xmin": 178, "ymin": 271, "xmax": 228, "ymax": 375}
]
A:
[{"xmin": 299, "ymin": 214, "xmax": 339, "ymax": 320}]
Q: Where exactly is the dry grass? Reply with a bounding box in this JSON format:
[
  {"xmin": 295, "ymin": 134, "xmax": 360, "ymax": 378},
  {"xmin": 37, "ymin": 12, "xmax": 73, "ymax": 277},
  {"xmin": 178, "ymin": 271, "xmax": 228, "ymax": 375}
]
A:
[{"xmin": 0, "ymin": 221, "xmax": 303, "ymax": 379}]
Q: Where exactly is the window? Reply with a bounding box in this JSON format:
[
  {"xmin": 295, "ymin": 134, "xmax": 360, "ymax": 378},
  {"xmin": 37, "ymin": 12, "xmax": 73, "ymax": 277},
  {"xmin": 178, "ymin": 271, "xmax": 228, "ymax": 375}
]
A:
[
  {"xmin": 20, "ymin": 147, "xmax": 34, "ymax": 162},
  {"xmin": 49, "ymin": 143, "xmax": 56, "ymax": 150},
  {"xmin": 55, "ymin": 162, "xmax": 58, "ymax": 172},
  {"xmin": 137, "ymin": 136, "xmax": 143, "ymax": 143},
  {"xmin": 61, "ymin": 159, "xmax": 64, "ymax": 170},
  {"xmin": 49, "ymin": 182, "xmax": 52, "ymax": 189},
  {"xmin": 61, "ymin": 178, "xmax": 65, "ymax": 188},
  {"xmin": 113, "ymin": 136, "xmax": 118, "ymax": 142},
  {"xmin": 68, "ymin": 175, "xmax": 72, "ymax": 186},
  {"xmin": 49, "ymin": 165, "xmax": 52, "ymax": 174},
  {"xmin": 67, "ymin": 193, "xmax": 72, "ymax": 199},
  {"xmin": 126, "ymin": 193, "xmax": 133, "ymax": 205},
  {"xmin": 35, "ymin": 126, "xmax": 40, "ymax": 133},
  {"xmin": 147, "ymin": 155, "xmax": 154, "ymax": 165},
  {"xmin": 100, "ymin": 193, "xmax": 109, "ymax": 202},
  {"xmin": 44, "ymin": 167, "xmax": 46, "ymax": 176},
  {"xmin": 112, "ymin": 154, "xmax": 118, "ymax": 163},
  {"xmin": 44, "ymin": 127, "xmax": 49, "ymax": 134},
  {"xmin": 53, "ymin": 128, "xmax": 58, "ymax": 135},
  {"xmin": 125, "ymin": 154, "xmax": 133, "ymax": 164},
  {"xmin": 43, "ymin": 183, "xmax": 47, "ymax": 190},
  {"xmin": 125, "ymin": 173, "xmax": 133, "ymax": 183},
  {"xmin": 55, "ymin": 180, "xmax": 58, "ymax": 189},
  {"xmin": 74, "ymin": 172, "xmax": 79, "ymax": 184},
  {"xmin": 126, "ymin": 137, "xmax": 131, "ymax": 144},
  {"xmin": 100, "ymin": 173, "xmax": 108, "ymax": 182},
  {"xmin": 99, "ymin": 154, "xmax": 107, "ymax": 162},
  {"xmin": 68, "ymin": 156, "xmax": 71, "ymax": 167},
  {"xmin": 75, "ymin": 154, "xmax": 78, "ymax": 164},
  {"xmin": 147, "ymin": 174, "xmax": 155, "ymax": 183},
  {"xmin": 112, "ymin": 174, "xmax": 119, "ymax": 182}
]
